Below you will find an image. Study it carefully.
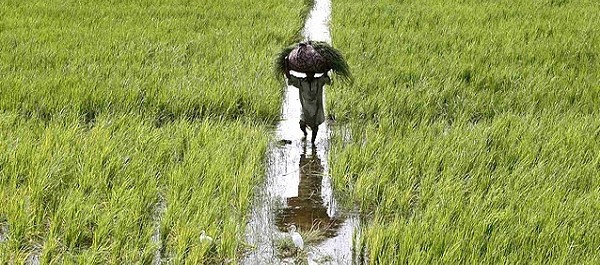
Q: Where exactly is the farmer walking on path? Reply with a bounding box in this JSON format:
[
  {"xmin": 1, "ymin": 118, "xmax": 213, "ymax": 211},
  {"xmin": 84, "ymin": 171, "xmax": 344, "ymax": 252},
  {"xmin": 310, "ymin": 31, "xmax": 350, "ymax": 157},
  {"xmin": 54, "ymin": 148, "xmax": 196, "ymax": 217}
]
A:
[{"xmin": 276, "ymin": 41, "xmax": 352, "ymax": 145}]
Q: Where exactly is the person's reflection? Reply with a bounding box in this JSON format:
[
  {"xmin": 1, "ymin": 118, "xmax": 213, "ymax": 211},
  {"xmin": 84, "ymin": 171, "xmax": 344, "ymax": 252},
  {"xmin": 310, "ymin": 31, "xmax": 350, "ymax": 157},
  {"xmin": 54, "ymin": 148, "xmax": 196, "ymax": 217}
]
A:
[{"xmin": 275, "ymin": 143, "xmax": 344, "ymax": 240}]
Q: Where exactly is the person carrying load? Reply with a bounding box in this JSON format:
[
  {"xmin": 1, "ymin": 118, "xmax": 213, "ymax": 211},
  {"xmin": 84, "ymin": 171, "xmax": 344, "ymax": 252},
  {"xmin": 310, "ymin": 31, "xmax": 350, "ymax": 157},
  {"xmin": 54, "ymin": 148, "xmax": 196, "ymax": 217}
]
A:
[{"xmin": 276, "ymin": 41, "xmax": 352, "ymax": 145}]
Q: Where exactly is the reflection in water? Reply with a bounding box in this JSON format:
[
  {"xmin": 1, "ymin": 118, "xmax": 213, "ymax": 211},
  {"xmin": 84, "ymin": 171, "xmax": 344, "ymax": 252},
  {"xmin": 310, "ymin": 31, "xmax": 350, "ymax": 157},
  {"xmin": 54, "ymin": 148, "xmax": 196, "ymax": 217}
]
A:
[
  {"xmin": 275, "ymin": 144, "xmax": 345, "ymax": 241},
  {"xmin": 243, "ymin": 1, "xmax": 361, "ymax": 263}
]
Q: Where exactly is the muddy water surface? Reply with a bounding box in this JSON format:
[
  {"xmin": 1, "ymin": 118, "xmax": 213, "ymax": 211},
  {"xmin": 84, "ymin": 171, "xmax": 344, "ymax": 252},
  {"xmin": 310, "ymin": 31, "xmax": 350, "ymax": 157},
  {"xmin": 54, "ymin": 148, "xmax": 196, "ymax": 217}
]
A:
[
  {"xmin": 152, "ymin": 195, "xmax": 166, "ymax": 265},
  {"xmin": 243, "ymin": 0, "xmax": 360, "ymax": 264},
  {"xmin": 0, "ymin": 224, "xmax": 6, "ymax": 243},
  {"xmin": 244, "ymin": 83, "xmax": 359, "ymax": 265}
]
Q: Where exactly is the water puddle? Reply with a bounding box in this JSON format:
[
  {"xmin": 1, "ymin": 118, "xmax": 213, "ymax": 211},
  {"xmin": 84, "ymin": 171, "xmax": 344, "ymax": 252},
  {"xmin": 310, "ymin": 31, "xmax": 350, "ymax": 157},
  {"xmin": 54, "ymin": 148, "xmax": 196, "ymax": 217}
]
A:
[
  {"xmin": 152, "ymin": 195, "xmax": 166, "ymax": 265},
  {"xmin": 26, "ymin": 251, "xmax": 40, "ymax": 265},
  {"xmin": 243, "ymin": 86, "xmax": 359, "ymax": 264},
  {"xmin": 0, "ymin": 221, "xmax": 41, "ymax": 264},
  {"xmin": 302, "ymin": 0, "xmax": 332, "ymax": 44},
  {"xmin": 0, "ymin": 223, "xmax": 6, "ymax": 243},
  {"xmin": 243, "ymin": 0, "xmax": 360, "ymax": 263}
]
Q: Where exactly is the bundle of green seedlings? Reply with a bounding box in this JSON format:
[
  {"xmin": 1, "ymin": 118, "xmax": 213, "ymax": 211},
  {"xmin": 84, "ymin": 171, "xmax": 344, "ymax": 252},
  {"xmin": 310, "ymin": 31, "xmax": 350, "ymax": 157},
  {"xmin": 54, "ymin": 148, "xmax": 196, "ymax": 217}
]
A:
[{"xmin": 328, "ymin": 0, "xmax": 600, "ymax": 263}]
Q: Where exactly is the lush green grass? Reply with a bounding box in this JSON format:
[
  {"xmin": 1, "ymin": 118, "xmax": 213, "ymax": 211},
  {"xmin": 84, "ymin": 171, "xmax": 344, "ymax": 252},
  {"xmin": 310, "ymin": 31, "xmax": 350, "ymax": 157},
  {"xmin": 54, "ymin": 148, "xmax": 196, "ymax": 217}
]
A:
[
  {"xmin": 0, "ymin": 0, "xmax": 307, "ymax": 263},
  {"xmin": 0, "ymin": 113, "xmax": 269, "ymax": 264},
  {"xmin": 329, "ymin": 0, "xmax": 600, "ymax": 263},
  {"xmin": 0, "ymin": 0, "xmax": 304, "ymax": 124},
  {"xmin": 5, "ymin": 0, "xmax": 599, "ymax": 263}
]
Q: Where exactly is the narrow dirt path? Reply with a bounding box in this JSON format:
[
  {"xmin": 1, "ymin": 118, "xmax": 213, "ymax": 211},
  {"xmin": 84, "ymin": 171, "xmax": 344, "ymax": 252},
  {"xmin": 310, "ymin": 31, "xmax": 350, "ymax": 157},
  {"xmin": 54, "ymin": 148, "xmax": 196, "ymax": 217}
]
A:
[{"xmin": 243, "ymin": 1, "xmax": 359, "ymax": 264}]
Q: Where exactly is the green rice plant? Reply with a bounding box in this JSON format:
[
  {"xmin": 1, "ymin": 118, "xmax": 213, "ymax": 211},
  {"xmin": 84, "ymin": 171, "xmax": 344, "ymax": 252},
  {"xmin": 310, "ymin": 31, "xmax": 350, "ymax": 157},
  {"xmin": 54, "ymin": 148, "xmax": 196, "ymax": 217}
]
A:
[
  {"xmin": 328, "ymin": 0, "xmax": 599, "ymax": 123},
  {"xmin": 0, "ymin": 0, "xmax": 315, "ymax": 262},
  {"xmin": 157, "ymin": 119, "xmax": 269, "ymax": 264},
  {"xmin": 328, "ymin": 0, "xmax": 600, "ymax": 263},
  {"xmin": 0, "ymin": 113, "xmax": 162, "ymax": 263},
  {"xmin": 0, "ymin": 0, "xmax": 306, "ymax": 124},
  {"xmin": 0, "ymin": 112, "xmax": 272, "ymax": 263}
]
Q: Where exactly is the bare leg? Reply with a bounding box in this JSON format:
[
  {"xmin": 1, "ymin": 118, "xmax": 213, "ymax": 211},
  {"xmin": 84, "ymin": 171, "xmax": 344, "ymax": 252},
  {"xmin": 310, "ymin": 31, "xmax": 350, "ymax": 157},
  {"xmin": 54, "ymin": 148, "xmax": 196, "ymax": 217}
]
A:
[{"xmin": 299, "ymin": 120, "xmax": 307, "ymax": 138}]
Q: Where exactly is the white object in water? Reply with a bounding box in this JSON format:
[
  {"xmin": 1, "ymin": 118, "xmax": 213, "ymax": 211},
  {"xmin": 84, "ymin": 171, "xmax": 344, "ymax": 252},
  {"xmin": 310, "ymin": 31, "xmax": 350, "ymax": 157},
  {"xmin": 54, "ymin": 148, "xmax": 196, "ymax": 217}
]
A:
[
  {"xmin": 200, "ymin": 230, "xmax": 213, "ymax": 242},
  {"xmin": 288, "ymin": 225, "xmax": 304, "ymax": 250}
]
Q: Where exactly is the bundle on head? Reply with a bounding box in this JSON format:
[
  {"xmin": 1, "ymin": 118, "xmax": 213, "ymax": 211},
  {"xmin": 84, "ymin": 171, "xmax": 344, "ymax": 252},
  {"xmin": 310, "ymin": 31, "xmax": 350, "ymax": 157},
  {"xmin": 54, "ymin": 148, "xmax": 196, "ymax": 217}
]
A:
[{"xmin": 275, "ymin": 41, "xmax": 352, "ymax": 84}]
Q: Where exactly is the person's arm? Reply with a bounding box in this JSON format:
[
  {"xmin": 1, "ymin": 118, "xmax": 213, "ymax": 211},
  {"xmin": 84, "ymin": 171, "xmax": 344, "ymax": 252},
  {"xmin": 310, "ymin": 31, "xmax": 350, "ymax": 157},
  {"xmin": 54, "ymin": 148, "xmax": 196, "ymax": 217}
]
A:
[
  {"xmin": 284, "ymin": 56, "xmax": 291, "ymax": 79},
  {"xmin": 319, "ymin": 71, "xmax": 331, "ymax": 85},
  {"xmin": 287, "ymin": 75, "xmax": 301, "ymax": 88}
]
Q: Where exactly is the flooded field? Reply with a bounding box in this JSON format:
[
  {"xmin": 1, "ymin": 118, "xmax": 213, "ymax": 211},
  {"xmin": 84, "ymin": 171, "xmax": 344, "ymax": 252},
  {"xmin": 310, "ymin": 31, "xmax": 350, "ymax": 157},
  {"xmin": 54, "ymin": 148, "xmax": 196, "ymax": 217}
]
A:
[
  {"xmin": 327, "ymin": 0, "xmax": 600, "ymax": 263},
  {"xmin": 0, "ymin": 0, "xmax": 300, "ymax": 262},
  {"xmin": 244, "ymin": 0, "xmax": 361, "ymax": 264},
  {"xmin": 1, "ymin": 0, "xmax": 599, "ymax": 263},
  {"xmin": 243, "ymin": 82, "xmax": 360, "ymax": 264}
]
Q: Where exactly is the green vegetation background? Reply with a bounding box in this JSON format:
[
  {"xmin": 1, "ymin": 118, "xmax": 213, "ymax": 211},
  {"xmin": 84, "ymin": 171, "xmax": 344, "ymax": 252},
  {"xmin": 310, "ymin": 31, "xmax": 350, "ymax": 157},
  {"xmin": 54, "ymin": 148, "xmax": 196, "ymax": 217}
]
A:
[
  {"xmin": 328, "ymin": 0, "xmax": 600, "ymax": 264},
  {"xmin": 2, "ymin": 0, "xmax": 600, "ymax": 264},
  {"xmin": 0, "ymin": 0, "xmax": 303, "ymax": 263}
]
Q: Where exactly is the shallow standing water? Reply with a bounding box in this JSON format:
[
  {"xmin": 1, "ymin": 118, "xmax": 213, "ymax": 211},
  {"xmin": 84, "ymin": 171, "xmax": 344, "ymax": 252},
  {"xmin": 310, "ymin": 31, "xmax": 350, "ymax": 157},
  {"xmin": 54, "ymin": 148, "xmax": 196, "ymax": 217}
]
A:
[
  {"xmin": 152, "ymin": 195, "xmax": 166, "ymax": 265},
  {"xmin": 243, "ymin": 0, "xmax": 359, "ymax": 264}
]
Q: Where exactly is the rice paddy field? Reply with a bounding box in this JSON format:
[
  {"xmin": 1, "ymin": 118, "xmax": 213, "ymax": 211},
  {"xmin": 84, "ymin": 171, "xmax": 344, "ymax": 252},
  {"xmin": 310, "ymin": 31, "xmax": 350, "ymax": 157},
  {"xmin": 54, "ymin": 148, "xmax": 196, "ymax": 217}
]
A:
[
  {"xmin": 0, "ymin": 0, "xmax": 303, "ymax": 263},
  {"xmin": 328, "ymin": 0, "xmax": 600, "ymax": 264},
  {"xmin": 1, "ymin": 0, "xmax": 599, "ymax": 264}
]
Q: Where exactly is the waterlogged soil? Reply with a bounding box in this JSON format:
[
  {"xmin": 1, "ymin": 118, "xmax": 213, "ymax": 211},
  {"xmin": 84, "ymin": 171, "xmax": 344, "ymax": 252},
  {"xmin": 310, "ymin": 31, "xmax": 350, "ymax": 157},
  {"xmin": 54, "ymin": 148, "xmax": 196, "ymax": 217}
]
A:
[
  {"xmin": 0, "ymin": 223, "xmax": 7, "ymax": 243},
  {"xmin": 243, "ymin": 84, "xmax": 360, "ymax": 264},
  {"xmin": 274, "ymin": 146, "xmax": 344, "ymax": 238},
  {"xmin": 0, "ymin": 222, "xmax": 41, "ymax": 265},
  {"xmin": 243, "ymin": 2, "xmax": 361, "ymax": 261},
  {"xmin": 152, "ymin": 195, "xmax": 166, "ymax": 265},
  {"xmin": 243, "ymin": 0, "xmax": 361, "ymax": 263}
]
